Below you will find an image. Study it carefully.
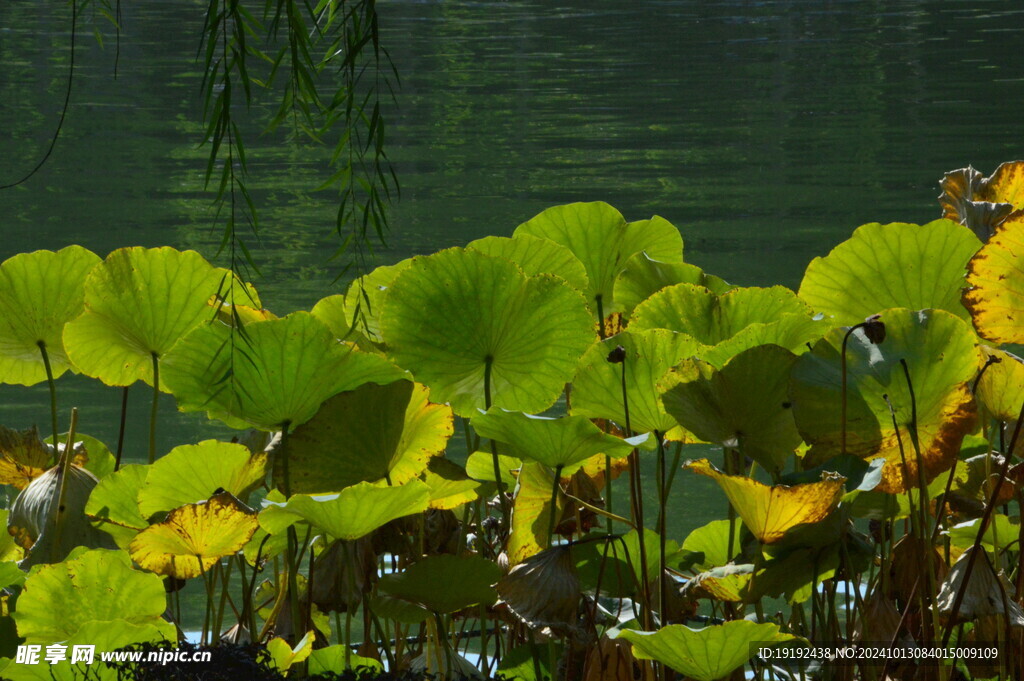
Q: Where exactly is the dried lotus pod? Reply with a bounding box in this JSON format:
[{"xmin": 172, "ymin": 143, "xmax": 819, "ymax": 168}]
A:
[
  {"xmin": 7, "ymin": 463, "xmax": 116, "ymax": 569},
  {"xmin": 497, "ymin": 544, "xmax": 582, "ymax": 638}
]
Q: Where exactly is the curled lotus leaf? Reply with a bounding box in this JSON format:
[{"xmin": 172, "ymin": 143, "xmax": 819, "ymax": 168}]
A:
[
  {"xmin": 137, "ymin": 440, "xmax": 267, "ymax": 517},
  {"xmin": 799, "ymin": 220, "xmax": 981, "ymax": 325},
  {"xmin": 13, "ymin": 548, "xmax": 167, "ymax": 643},
  {"xmin": 259, "ymin": 480, "xmax": 430, "ymax": 541},
  {"xmin": 615, "ymin": 620, "xmax": 799, "ymax": 681},
  {"xmin": 790, "ymin": 308, "xmax": 980, "ymax": 494},
  {"xmin": 963, "ymin": 216, "xmax": 1024, "ymax": 343},
  {"xmin": 8, "ymin": 463, "xmax": 116, "ymax": 569},
  {"xmin": 507, "ymin": 462, "xmax": 564, "ymax": 565},
  {"xmin": 377, "ymin": 554, "xmax": 502, "ymax": 614},
  {"xmin": 379, "ymin": 248, "xmax": 593, "ymax": 416},
  {"xmin": 278, "ymin": 380, "xmax": 452, "ymax": 494},
  {"xmin": 937, "ymin": 546, "xmax": 1024, "ymax": 626},
  {"xmin": 514, "ymin": 201, "xmax": 684, "ymax": 313},
  {"xmin": 63, "ymin": 247, "xmax": 231, "ymax": 388},
  {"xmin": 129, "ymin": 491, "xmax": 259, "ymax": 579},
  {"xmin": 497, "ymin": 545, "xmax": 582, "ymax": 638},
  {"xmin": 614, "ymin": 252, "xmax": 732, "ymax": 319},
  {"xmin": 0, "ymin": 245, "xmax": 100, "ymax": 386},
  {"xmin": 0, "ymin": 425, "xmax": 56, "ymax": 489},
  {"xmin": 162, "ymin": 311, "xmax": 405, "ymax": 431},
  {"xmin": 467, "ymin": 233, "xmax": 589, "ymax": 294},
  {"xmin": 660, "ymin": 345, "xmax": 803, "ymax": 473},
  {"xmin": 571, "ymin": 328, "xmax": 705, "ymax": 437},
  {"xmin": 471, "ymin": 409, "xmax": 641, "ymax": 473},
  {"xmin": 687, "ymin": 459, "xmax": 845, "ymax": 544},
  {"xmin": 940, "ymin": 162, "xmax": 1024, "ymax": 240}
]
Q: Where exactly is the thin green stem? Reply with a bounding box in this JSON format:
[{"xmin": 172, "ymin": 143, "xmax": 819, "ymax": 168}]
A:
[
  {"xmin": 148, "ymin": 352, "xmax": 159, "ymax": 464},
  {"xmin": 483, "ymin": 355, "xmax": 510, "ymax": 521},
  {"xmin": 37, "ymin": 341, "xmax": 59, "ymax": 449},
  {"xmin": 49, "ymin": 407, "xmax": 78, "ymax": 563},
  {"xmin": 115, "ymin": 386, "xmax": 129, "ymax": 471},
  {"xmin": 547, "ymin": 465, "xmax": 563, "ymax": 547}
]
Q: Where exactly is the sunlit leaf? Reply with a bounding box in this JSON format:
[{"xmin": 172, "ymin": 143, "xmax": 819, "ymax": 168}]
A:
[
  {"xmin": 661, "ymin": 345, "xmax": 802, "ymax": 473},
  {"xmin": 687, "ymin": 459, "xmax": 845, "ymax": 544},
  {"xmin": 379, "ymin": 248, "xmax": 593, "ymax": 416},
  {"xmin": 790, "ymin": 308, "xmax": 979, "ymax": 493},
  {"xmin": 467, "ymin": 233, "xmax": 589, "ymax": 294},
  {"xmin": 571, "ymin": 329, "xmax": 704, "ymax": 436},
  {"xmin": 681, "ymin": 519, "xmax": 744, "ymax": 572},
  {"xmin": 940, "ymin": 162, "xmax": 1024, "ymax": 240},
  {"xmin": 0, "ymin": 246, "xmax": 100, "ymax": 386},
  {"xmin": 377, "ymin": 554, "xmax": 502, "ymax": 614},
  {"xmin": 85, "ymin": 464, "xmax": 150, "ymax": 539},
  {"xmin": 507, "ymin": 462, "xmax": 564, "ymax": 565},
  {"xmin": 259, "ymin": 480, "xmax": 430, "ymax": 541},
  {"xmin": 614, "ymin": 252, "xmax": 732, "ymax": 318},
  {"xmin": 0, "ymin": 425, "xmax": 54, "ymax": 489},
  {"xmin": 163, "ymin": 311, "xmax": 404, "ymax": 431},
  {"xmin": 280, "ymin": 380, "xmax": 452, "ymax": 494},
  {"xmin": 616, "ymin": 620, "xmax": 799, "ymax": 681},
  {"xmin": 975, "ymin": 346, "xmax": 1024, "ymax": 421},
  {"xmin": 63, "ymin": 247, "xmax": 228, "ymax": 388},
  {"xmin": 420, "ymin": 457, "xmax": 483, "ymax": 510},
  {"xmin": 129, "ymin": 491, "xmax": 259, "ymax": 579},
  {"xmin": 13, "ymin": 548, "xmax": 166, "ymax": 643},
  {"xmin": 267, "ymin": 631, "xmax": 314, "ymax": 672},
  {"xmin": 964, "ymin": 216, "xmax": 1024, "ymax": 343},
  {"xmin": 799, "ymin": 220, "xmax": 980, "ymax": 324},
  {"xmin": 515, "ymin": 201, "xmax": 684, "ymax": 313},
  {"xmin": 472, "ymin": 409, "xmax": 640, "ymax": 473},
  {"xmin": 308, "ymin": 645, "xmax": 382, "ymax": 674},
  {"xmin": 137, "ymin": 440, "xmax": 266, "ymax": 517}
]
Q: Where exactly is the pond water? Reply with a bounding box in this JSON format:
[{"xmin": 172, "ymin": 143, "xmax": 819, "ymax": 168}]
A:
[{"xmin": 1, "ymin": 0, "xmax": 1023, "ymax": 541}]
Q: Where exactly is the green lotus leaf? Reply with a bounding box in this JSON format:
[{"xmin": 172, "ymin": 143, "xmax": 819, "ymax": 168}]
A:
[
  {"xmin": 136, "ymin": 440, "xmax": 266, "ymax": 517},
  {"xmin": 85, "ymin": 464, "xmax": 150, "ymax": 538},
  {"xmin": 681, "ymin": 519, "xmax": 744, "ymax": 572},
  {"xmin": 0, "ymin": 560, "xmax": 25, "ymax": 590},
  {"xmin": 660, "ymin": 345, "xmax": 803, "ymax": 472},
  {"xmin": 0, "ymin": 246, "xmax": 100, "ymax": 386},
  {"xmin": 507, "ymin": 462, "xmax": 564, "ymax": 565},
  {"xmin": 0, "ymin": 509, "xmax": 22, "ymax": 562},
  {"xmin": 947, "ymin": 514, "xmax": 1019, "ymax": 555},
  {"xmin": 308, "ymin": 645, "xmax": 382, "ymax": 674},
  {"xmin": 514, "ymin": 202, "xmax": 684, "ymax": 313},
  {"xmin": 471, "ymin": 409, "xmax": 641, "ymax": 473},
  {"xmin": 496, "ymin": 644, "xmax": 560, "ymax": 681},
  {"xmin": 616, "ymin": 620, "xmax": 799, "ymax": 681},
  {"xmin": 13, "ymin": 548, "xmax": 166, "ymax": 643},
  {"xmin": 571, "ymin": 329, "xmax": 704, "ymax": 436},
  {"xmin": 963, "ymin": 216, "xmax": 1024, "ymax": 343},
  {"xmin": 975, "ymin": 346, "xmax": 1024, "ymax": 421},
  {"xmin": 129, "ymin": 491, "xmax": 259, "ymax": 579},
  {"xmin": 72, "ymin": 433, "xmax": 116, "ymax": 480},
  {"xmin": 379, "ymin": 248, "xmax": 593, "ymax": 416},
  {"xmin": 63, "ymin": 247, "xmax": 230, "ymax": 388},
  {"xmin": 700, "ymin": 313, "xmax": 831, "ymax": 369},
  {"xmin": 309, "ymin": 295, "xmax": 359, "ymax": 342},
  {"xmin": 420, "ymin": 457, "xmax": 484, "ymax": 510},
  {"xmin": 279, "ymin": 380, "xmax": 452, "ymax": 494},
  {"xmin": 799, "ymin": 220, "xmax": 981, "ymax": 325},
  {"xmin": 614, "ymin": 252, "xmax": 732, "ymax": 318},
  {"xmin": 467, "ymin": 233, "xmax": 589, "ymax": 294},
  {"xmin": 259, "ymin": 480, "xmax": 430, "ymax": 540},
  {"xmin": 790, "ymin": 308, "xmax": 980, "ymax": 494},
  {"xmin": 368, "ymin": 593, "xmax": 431, "ymax": 625},
  {"xmin": 377, "ymin": 554, "xmax": 502, "ymax": 614},
  {"xmin": 465, "ymin": 449, "xmax": 522, "ymax": 483},
  {"xmin": 163, "ymin": 311, "xmax": 405, "ymax": 431},
  {"xmin": 312, "ymin": 259, "xmax": 413, "ymax": 346},
  {"xmin": 631, "ymin": 283, "xmax": 810, "ymax": 342}
]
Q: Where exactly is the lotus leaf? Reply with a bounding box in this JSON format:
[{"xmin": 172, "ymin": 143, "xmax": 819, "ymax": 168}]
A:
[
  {"xmin": 573, "ymin": 528, "xmax": 684, "ymax": 598},
  {"xmin": 162, "ymin": 311, "xmax": 404, "ymax": 430},
  {"xmin": 63, "ymin": 247, "xmax": 231, "ymax": 387},
  {"xmin": 0, "ymin": 425, "xmax": 57, "ymax": 489},
  {"xmin": 0, "ymin": 246, "xmax": 100, "ymax": 386},
  {"xmin": 497, "ymin": 545, "xmax": 581, "ymax": 637},
  {"xmin": 514, "ymin": 201, "xmax": 684, "ymax": 314},
  {"xmin": 259, "ymin": 480, "xmax": 430, "ymax": 540},
  {"xmin": 681, "ymin": 519, "xmax": 744, "ymax": 572},
  {"xmin": 947, "ymin": 515, "xmax": 1019, "ymax": 555},
  {"xmin": 137, "ymin": 440, "xmax": 267, "ymax": 517},
  {"xmin": 379, "ymin": 248, "xmax": 593, "ymax": 416},
  {"xmin": 467, "ymin": 233, "xmax": 589, "ymax": 294},
  {"xmin": 799, "ymin": 220, "xmax": 980, "ymax": 324},
  {"xmin": 308, "ymin": 645, "xmax": 382, "ymax": 674},
  {"xmin": 465, "ymin": 449, "xmax": 522, "ymax": 483},
  {"xmin": 686, "ymin": 564, "xmax": 753, "ymax": 602},
  {"xmin": 688, "ymin": 459, "xmax": 845, "ymax": 544},
  {"xmin": 377, "ymin": 554, "xmax": 502, "ymax": 613},
  {"xmin": 313, "ymin": 259, "xmax": 413, "ymax": 345},
  {"xmin": 14, "ymin": 548, "xmax": 166, "ymax": 642},
  {"xmin": 267, "ymin": 631, "xmax": 314, "ymax": 672},
  {"xmin": 614, "ymin": 252, "xmax": 732, "ymax": 318},
  {"xmin": 790, "ymin": 308, "xmax": 979, "ymax": 493},
  {"xmin": 0, "ymin": 510, "xmax": 22, "ymax": 562},
  {"xmin": 661, "ymin": 345, "xmax": 803, "ymax": 472},
  {"xmin": 85, "ymin": 464, "xmax": 150, "ymax": 547},
  {"xmin": 472, "ymin": 409, "xmax": 641, "ymax": 473},
  {"xmin": 420, "ymin": 457, "xmax": 483, "ymax": 510},
  {"xmin": 936, "ymin": 546, "xmax": 1024, "ymax": 625},
  {"xmin": 279, "ymin": 380, "xmax": 452, "ymax": 494},
  {"xmin": 571, "ymin": 329, "xmax": 704, "ymax": 436},
  {"xmin": 616, "ymin": 620, "xmax": 799, "ymax": 681},
  {"xmin": 975, "ymin": 346, "xmax": 1024, "ymax": 421},
  {"xmin": 507, "ymin": 462, "xmax": 564, "ymax": 564},
  {"xmin": 940, "ymin": 162, "xmax": 1024, "ymax": 240},
  {"xmin": 129, "ymin": 491, "xmax": 258, "ymax": 579},
  {"xmin": 964, "ymin": 217, "xmax": 1024, "ymax": 343},
  {"xmin": 699, "ymin": 313, "xmax": 830, "ymax": 369}
]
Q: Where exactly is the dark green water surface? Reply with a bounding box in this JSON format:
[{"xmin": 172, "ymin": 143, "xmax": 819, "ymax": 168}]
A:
[{"xmin": 1, "ymin": 0, "xmax": 1023, "ymax": 539}]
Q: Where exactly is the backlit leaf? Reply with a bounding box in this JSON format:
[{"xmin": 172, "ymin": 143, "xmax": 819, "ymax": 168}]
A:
[
  {"xmin": 467, "ymin": 233, "xmax": 589, "ymax": 294},
  {"xmin": 378, "ymin": 554, "xmax": 502, "ymax": 614},
  {"xmin": 964, "ymin": 216, "xmax": 1024, "ymax": 343}
]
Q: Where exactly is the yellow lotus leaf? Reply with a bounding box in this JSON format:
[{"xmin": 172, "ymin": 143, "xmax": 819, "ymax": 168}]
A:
[
  {"xmin": 0, "ymin": 426, "xmax": 87, "ymax": 489},
  {"xmin": 687, "ymin": 459, "xmax": 844, "ymax": 544},
  {"xmin": 975, "ymin": 346, "xmax": 1024, "ymax": 421},
  {"xmin": 940, "ymin": 163, "xmax": 1024, "ymax": 240},
  {"xmin": 964, "ymin": 215, "xmax": 1024, "ymax": 343},
  {"xmin": 129, "ymin": 491, "xmax": 258, "ymax": 579}
]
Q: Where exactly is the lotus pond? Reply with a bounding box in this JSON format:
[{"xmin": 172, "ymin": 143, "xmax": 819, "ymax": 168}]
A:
[{"xmin": 3, "ymin": 164, "xmax": 1024, "ymax": 680}]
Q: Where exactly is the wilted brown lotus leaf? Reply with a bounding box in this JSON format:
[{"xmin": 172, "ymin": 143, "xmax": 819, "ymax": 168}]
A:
[
  {"xmin": 311, "ymin": 537, "xmax": 377, "ymax": 613},
  {"xmin": 854, "ymin": 589, "xmax": 906, "ymax": 646},
  {"xmin": 953, "ymin": 452, "xmax": 1018, "ymax": 507},
  {"xmin": 940, "ymin": 162, "xmax": 1024, "ymax": 240},
  {"xmin": 583, "ymin": 635, "xmax": 651, "ymax": 681},
  {"xmin": 497, "ymin": 545, "xmax": 582, "ymax": 638},
  {"xmin": 888, "ymin": 535, "xmax": 948, "ymax": 607},
  {"xmin": 936, "ymin": 545, "xmax": 1024, "ymax": 626},
  {"xmin": 7, "ymin": 462, "xmax": 115, "ymax": 568},
  {"xmin": 966, "ymin": 615, "xmax": 1024, "ymax": 679}
]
